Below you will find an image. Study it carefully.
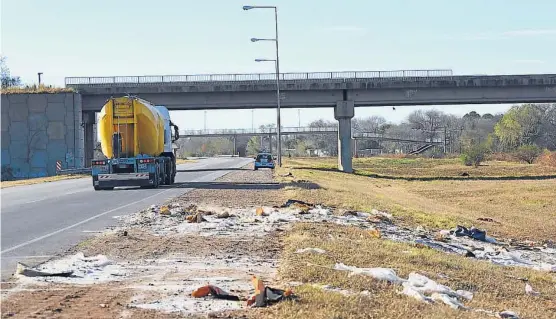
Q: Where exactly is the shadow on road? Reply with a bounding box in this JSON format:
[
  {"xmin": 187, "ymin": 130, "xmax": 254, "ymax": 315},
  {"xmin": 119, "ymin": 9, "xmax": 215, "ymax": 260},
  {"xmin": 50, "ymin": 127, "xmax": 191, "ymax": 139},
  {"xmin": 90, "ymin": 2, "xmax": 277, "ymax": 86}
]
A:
[
  {"xmin": 166, "ymin": 181, "xmax": 320, "ymax": 190},
  {"xmin": 292, "ymin": 167, "xmax": 556, "ymax": 181}
]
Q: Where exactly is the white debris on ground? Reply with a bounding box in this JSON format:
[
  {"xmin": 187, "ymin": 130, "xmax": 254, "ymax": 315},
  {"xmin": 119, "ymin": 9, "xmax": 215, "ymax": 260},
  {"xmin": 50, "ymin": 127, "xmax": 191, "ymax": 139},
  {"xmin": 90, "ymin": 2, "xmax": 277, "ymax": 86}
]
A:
[
  {"xmin": 125, "ymin": 255, "xmax": 275, "ymax": 314},
  {"xmin": 15, "ymin": 252, "xmax": 125, "ymax": 285},
  {"xmin": 295, "ymin": 248, "xmax": 326, "ymax": 254},
  {"xmin": 114, "ymin": 202, "xmax": 556, "ymax": 273},
  {"xmin": 312, "ymin": 284, "xmax": 371, "ymax": 297},
  {"xmin": 333, "ymin": 263, "xmax": 520, "ymax": 317},
  {"xmin": 13, "ymin": 201, "xmax": 553, "ymax": 317}
]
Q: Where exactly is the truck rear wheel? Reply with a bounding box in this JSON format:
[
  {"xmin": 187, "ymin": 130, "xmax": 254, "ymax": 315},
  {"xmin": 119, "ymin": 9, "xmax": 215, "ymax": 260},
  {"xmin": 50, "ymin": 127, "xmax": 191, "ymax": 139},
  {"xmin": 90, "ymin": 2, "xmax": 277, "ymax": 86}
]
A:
[
  {"xmin": 153, "ymin": 163, "xmax": 160, "ymax": 188},
  {"xmin": 164, "ymin": 161, "xmax": 172, "ymax": 185}
]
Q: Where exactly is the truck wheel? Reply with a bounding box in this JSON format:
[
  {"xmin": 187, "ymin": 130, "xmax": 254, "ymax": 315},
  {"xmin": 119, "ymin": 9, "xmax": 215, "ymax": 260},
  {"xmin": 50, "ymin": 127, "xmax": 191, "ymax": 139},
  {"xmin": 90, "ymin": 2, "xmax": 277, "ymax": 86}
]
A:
[
  {"xmin": 153, "ymin": 163, "xmax": 160, "ymax": 188},
  {"xmin": 164, "ymin": 163, "xmax": 172, "ymax": 185}
]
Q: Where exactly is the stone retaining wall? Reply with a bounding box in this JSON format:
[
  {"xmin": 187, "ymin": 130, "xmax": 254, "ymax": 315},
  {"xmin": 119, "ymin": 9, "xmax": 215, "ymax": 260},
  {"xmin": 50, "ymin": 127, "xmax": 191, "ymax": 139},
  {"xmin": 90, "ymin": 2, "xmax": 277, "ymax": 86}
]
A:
[{"xmin": 1, "ymin": 93, "xmax": 84, "ymax": 180}]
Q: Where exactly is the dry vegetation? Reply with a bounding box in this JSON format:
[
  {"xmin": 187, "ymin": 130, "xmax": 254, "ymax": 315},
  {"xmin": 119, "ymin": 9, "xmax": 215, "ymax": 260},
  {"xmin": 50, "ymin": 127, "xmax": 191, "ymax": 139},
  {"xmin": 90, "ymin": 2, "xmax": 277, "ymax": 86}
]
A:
[
  {"xmin": 279, "ymin": 157, "xmax": 556, "ymax": 240},
  {"xmin": 287, "ymin": 156, "xmax": 556, "ymax": 178},
  {"xmin": 175, "ymin": 158, "xmax": 198, "ymax": 164},
  {"xmin": 2, "ymin": 84, "xmax": 74, "ymax": 94},
  {"xmin": 252, "ymin": 223, "xmax": 556, "ymax": 319},
  {"xmin": 251, "ymin": 157, "xmax": 556, "ymax": 318}
]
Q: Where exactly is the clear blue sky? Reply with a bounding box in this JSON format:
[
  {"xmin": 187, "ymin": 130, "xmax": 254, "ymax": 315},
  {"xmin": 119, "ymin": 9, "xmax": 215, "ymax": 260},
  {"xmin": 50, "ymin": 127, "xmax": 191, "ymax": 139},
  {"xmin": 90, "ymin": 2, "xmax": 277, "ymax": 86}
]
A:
[{"xmin": 2, "ymin": 0, "xmax": 555, "ymax": 130}]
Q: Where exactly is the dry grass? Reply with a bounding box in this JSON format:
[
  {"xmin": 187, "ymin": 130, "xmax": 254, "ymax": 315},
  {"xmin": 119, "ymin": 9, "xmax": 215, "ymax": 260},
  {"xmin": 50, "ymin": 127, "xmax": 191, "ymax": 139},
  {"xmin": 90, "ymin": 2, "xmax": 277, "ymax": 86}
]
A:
[
  {"xmin": 2, "ymin": 84, "xmax": 74, "ymax": 94},
  {"xmin": 278, "ymin": 158, "xmax": 556, "ymax": 241},
  {"xmin": 536, "ymin": 151, "xmax": 556, "ymax": 167},
  {"xmin": 288, "ymin": 157, "xmax": 556, "ymax": 178},
  {"xmin": 0, "ymin": 174, "xmax": 87, "ymax": 189},
  {"xmin": 175, "ymin": 158, "xmax": 198, "ymax": 164},
  {"xmin": 248, "ymin": 223, "xmax": 556, "ymax": 319}
]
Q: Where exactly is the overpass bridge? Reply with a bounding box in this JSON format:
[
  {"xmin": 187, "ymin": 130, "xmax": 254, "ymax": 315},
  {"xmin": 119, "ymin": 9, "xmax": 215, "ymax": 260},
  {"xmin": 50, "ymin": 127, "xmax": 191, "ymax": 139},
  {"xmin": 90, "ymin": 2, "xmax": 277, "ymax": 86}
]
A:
[
  {"xmin": 180, "ymin": 126, "xmax": 441, "ymax": 144},
  {"xmin": 68, "ymin": 69, "xmax": 556, "ymax": 172},
  {"xmin": 180, "ymin": 126, "xmax": 441, "ymax": 155}
]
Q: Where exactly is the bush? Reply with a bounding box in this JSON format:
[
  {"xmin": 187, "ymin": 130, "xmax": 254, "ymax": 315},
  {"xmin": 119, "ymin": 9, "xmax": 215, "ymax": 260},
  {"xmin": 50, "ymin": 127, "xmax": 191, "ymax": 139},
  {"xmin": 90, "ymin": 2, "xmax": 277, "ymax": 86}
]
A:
[
  {"xmin": 534, "ymin": 150, "xmax": 556, "ymax": 167},
  {"xmin": 460, "ymin": 143, "xmax": 490, "ymax": 167},
  {"xmin": 514, "ymin": 144, "xmax": 542, "ymax": 164},
  {"xmin": 487, "ymin": 152, "xmax": 518, "ymax": 162}
]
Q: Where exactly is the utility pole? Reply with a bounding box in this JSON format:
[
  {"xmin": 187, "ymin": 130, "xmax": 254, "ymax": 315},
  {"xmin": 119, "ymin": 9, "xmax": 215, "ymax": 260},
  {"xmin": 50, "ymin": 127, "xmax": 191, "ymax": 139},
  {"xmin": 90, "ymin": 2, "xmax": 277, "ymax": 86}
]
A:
[
  {"xmin": 251, "ymin": 110, "xmax": 254, "ymax": 131},
  {"xmin": 204, "ymin": 110, "xmax": 207, "ymax": 131}
]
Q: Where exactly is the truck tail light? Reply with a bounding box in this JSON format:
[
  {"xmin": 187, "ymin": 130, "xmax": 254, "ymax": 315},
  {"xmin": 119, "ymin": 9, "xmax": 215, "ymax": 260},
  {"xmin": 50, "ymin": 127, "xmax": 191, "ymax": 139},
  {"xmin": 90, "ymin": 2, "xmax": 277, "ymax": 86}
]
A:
[
  {"xmin": 92, "ymin": 160, "xmax": 107, "ymax": 165},
  {"xmin": 138, "ymin": 158, "xmax": 155, "ymax": 164}
]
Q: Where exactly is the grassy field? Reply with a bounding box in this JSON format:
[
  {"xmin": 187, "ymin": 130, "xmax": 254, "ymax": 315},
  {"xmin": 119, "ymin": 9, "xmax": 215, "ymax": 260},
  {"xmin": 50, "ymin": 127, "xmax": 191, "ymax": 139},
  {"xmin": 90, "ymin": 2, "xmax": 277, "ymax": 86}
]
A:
[
  {"xmin": 0, "ymin": 174, "xmax": 87, "ymax": 189},
  {"xmin": 287, "ymin": 156, "xmax": 556, "ymax": 179},
  {"xmin": 256, "ymin": 157, "xmax": 556, "ymax": 318},
  {"xmin": 279, "ymin": 157, "xmax": 556, "ymax": 242},
  {"xmin": 253, "ymin": 223, "xmax": 556, "ymax": 319}
]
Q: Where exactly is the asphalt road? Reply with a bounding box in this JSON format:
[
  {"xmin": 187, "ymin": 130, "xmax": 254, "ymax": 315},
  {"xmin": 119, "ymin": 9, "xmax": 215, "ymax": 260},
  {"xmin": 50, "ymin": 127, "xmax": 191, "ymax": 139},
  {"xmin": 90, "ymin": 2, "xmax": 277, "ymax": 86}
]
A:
[{"xmin": 0, "ymin": 157, "xmax": 252, "ymax": 280}]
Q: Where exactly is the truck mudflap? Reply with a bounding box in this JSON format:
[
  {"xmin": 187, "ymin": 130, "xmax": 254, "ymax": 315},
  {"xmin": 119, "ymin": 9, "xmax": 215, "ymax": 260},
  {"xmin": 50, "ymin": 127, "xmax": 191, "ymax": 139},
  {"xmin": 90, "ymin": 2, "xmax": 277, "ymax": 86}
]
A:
[{"xmin": 94, "ymin": 173, "xmax": 154, "ymax": 188}]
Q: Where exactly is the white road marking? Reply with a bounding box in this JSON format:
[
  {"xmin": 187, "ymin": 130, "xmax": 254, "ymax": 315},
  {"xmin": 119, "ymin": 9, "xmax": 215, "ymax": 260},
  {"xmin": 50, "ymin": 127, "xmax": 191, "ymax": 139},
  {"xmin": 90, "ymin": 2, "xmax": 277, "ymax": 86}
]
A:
[
  {"xmin": 0, "ymin": 187, "xmax": 176, "ymax": 254},
  {"xmin": 0, "ymin": 160, "xmax": 249, "ymax": 255}
]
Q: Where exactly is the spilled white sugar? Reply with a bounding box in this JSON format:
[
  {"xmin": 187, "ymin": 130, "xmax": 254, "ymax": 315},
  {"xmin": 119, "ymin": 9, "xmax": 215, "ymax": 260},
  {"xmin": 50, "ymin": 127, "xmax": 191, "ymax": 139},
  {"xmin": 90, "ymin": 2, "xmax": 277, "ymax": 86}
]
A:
[
  {"xmin": 334, "ymin": 263, "xmax": 405, "ymax": 284},
  {"xmin": 16, "ymin": 252, "xmax": 125, "ymax": 285},
  {"xmin": 296, "ymin": 248, "xmax": 326, "ymax": 254}
]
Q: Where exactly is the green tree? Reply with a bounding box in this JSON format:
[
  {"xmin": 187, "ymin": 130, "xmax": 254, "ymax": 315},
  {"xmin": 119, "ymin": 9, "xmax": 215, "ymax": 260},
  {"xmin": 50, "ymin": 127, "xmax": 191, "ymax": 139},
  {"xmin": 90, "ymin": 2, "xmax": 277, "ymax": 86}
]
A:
[
  {"xmin": 515, "ymin": 144, "xmax": 542, "ymax": 164},
  {"xmin": 494, "ymin": 104, "xmax": 544, "ymax": 150},
  {"xmin": 247, "ymin": 136, "xmax": 261, "ymax": 155},
  {"xmin": 460, "ymin": 142, "xmax": 491, "ymax": 167}
]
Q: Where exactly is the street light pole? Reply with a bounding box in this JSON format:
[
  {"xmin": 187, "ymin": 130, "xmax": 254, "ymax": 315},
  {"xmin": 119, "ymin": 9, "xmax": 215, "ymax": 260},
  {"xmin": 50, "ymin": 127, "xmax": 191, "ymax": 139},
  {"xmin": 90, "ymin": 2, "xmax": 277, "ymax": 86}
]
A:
[
  {"xmin": 243, "ymin": 5, "xmax": 282, "ymax": 167},
  {"xmin": 273, "ymin": 7, "xmax": 282, "ymax": 167}
]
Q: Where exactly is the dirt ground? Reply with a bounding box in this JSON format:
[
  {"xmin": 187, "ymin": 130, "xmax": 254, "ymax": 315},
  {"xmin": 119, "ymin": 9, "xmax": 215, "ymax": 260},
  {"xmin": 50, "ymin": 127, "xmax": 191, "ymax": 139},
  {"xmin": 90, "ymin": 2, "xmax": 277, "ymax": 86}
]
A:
[{"xmin": 1, "ymin": 167, "xmax": 286, "ymax": 319}]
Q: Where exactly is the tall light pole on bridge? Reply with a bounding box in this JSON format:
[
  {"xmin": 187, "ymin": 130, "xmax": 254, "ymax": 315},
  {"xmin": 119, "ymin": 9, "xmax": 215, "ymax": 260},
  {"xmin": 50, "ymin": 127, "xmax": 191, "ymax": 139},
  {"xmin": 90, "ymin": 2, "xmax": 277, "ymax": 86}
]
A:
[{"xmin": 243, "ymin": 5, "xmax": 282, "ymax": 167}]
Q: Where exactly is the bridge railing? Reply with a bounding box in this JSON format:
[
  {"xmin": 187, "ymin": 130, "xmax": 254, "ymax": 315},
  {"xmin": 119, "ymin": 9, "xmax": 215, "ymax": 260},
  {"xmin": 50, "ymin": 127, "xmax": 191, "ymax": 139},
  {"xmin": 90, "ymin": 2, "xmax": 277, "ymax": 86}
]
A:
[
  {"xmin": 65, "ymin": 69, "xmax": 453, "ymax": 86},
  {"xmin": 180, "ymin": 126, "xmax": 338, "ymax": 136}
]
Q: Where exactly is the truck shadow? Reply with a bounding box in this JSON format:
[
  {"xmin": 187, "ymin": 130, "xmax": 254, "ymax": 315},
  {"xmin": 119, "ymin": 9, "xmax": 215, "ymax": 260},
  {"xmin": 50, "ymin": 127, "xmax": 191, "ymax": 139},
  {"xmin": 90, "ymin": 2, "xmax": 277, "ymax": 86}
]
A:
[{"xmin": 165, "ymin": 181, "xmax": 320, "ymax": 190}]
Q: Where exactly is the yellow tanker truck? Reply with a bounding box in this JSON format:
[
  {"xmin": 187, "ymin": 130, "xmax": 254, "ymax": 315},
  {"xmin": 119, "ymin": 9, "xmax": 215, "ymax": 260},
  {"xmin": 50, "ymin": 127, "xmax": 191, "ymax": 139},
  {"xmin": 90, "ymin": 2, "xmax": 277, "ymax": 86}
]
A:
[{"xmin": 91, "ymin": 96, "xmax": 179, "ymax": 190}]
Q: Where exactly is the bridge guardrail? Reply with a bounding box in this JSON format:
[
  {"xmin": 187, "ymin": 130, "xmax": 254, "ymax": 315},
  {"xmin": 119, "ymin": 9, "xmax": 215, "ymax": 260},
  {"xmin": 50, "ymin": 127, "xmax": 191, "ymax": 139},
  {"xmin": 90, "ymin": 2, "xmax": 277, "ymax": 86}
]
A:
[{"xmin": 65, "ymin": 69, "xmax": 454, "ymax": 86}]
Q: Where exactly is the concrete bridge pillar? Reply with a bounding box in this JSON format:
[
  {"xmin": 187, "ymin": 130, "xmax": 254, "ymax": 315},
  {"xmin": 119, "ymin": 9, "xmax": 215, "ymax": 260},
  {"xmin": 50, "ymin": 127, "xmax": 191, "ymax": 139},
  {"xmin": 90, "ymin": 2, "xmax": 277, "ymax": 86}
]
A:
[
  {"xmin": 232, "ymin": 135, "xmax": 237, "ymax": 157},
  {"xmin": 83, "ymin": 112, "xmax": 96, "ymax": 167},
  {"xmin": 334, "ymin": 100, "xmax": 354, "ymax": 173}
]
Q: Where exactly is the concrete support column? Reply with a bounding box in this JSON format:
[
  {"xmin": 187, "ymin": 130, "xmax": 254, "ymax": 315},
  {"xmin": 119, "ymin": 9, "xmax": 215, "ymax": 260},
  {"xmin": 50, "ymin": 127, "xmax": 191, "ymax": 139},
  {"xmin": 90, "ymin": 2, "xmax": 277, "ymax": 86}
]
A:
[
  {"xmin": 232, "ymin": 135, "xmax": 237, "ymax": 157},
  {"xmin": 82, "ymin": 112, "xmax": 96, "ymax": 167},
  {"xmin": 334, "ymin": 100, "xmax": 354, "ymax": 173},
  {"xmin": 269, "ymin": 134, "xmax": 273, "ymax": 154}
]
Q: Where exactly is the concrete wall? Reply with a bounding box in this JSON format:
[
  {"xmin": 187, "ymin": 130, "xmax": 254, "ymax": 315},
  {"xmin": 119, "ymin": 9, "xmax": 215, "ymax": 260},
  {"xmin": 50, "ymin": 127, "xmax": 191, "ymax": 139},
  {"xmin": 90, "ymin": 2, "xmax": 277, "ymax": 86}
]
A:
[{"xmin": 1, "ymin": 93, "xmax": 84, "ymax": 180}]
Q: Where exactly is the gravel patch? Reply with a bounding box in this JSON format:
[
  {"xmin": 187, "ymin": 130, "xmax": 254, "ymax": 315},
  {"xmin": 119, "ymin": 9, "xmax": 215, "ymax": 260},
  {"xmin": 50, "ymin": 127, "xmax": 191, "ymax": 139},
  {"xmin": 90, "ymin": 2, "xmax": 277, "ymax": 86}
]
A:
[{"xmin": 174, "ymin": 167, "xmax": 287, "ymax": 208}]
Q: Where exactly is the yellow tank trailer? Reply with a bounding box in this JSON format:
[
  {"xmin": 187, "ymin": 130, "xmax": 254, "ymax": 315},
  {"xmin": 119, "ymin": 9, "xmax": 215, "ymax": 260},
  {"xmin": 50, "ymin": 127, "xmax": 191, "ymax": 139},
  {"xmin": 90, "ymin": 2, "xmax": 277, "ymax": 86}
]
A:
[{"xmin": 91, "ymin": 96, "xmax": 180, "ymax": 190}]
